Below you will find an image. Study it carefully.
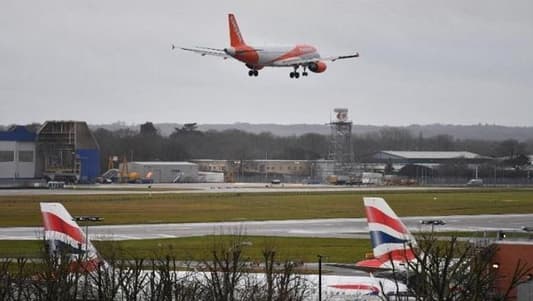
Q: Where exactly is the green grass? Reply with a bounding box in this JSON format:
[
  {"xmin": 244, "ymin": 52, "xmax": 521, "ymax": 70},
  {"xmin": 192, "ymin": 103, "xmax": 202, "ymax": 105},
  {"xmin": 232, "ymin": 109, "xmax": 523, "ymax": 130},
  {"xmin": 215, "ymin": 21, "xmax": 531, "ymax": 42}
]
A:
[
  {"xmin": 0, "ymin": 236, "xmax": 371, "ymax": 263},
  {"xmin": 0, "ymin": 240, "xmax": 44, "ymax": 258},
  {"xmin": 2, "ymin": 232, "xmax": 531, "ymax": 263},
  {"xmin": 1, "ymin": 188, "xmax": 533, "ymax": 227}
]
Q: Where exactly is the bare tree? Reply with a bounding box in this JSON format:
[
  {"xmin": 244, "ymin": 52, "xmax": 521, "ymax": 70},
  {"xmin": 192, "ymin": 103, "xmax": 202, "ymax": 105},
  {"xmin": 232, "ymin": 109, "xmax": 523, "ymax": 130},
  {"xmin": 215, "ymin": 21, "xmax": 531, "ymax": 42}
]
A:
[
  {"xmin": 0, "ymin": 235, "xmax": 311, "ymax": 301},
  {"xmin": 381, "ymin": 234, "xmax": 533, "ymax": 301}
]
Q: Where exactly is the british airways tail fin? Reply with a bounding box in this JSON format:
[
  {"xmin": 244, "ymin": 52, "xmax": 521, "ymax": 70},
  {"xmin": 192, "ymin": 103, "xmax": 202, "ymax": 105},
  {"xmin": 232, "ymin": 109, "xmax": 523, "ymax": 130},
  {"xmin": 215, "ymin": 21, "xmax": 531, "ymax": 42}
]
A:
[
  {"xmin": 228, "ymin": 13, "xmax": 246, "ymax": 47},
  {"xmin": 355, "ymin": 197, "xmax": 416, "ymax": 270},
  {"xmin": 40, "ymin": 203, "xmax": 105, "ymax": 272}
]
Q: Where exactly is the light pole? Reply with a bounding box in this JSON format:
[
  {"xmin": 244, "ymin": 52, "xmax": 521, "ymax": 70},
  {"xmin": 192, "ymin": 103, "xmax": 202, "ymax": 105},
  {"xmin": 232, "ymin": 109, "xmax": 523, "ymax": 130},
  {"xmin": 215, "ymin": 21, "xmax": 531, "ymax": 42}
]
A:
[
  {"xmin": 317, "ymin": 254, "xmax": 323, "ymax": 301},
  {"xmin": 73, "ymin": 216, "xmax": 103, "ymax": 256}
]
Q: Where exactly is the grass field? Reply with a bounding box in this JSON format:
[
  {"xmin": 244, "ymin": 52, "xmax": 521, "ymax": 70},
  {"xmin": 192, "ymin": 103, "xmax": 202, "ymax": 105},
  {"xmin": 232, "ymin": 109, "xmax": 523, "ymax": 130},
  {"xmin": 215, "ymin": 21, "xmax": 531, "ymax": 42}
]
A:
[
  {"xmin": 0, "ymin": 236, "xmax": 371, "ymax": 263},
  {"xmin": 3, "ymin": 231, "xmax": 530, "ymax": 263},
  {"xmin": 1, "ymin": 188, "xmax": 533, "ymax": 227}
]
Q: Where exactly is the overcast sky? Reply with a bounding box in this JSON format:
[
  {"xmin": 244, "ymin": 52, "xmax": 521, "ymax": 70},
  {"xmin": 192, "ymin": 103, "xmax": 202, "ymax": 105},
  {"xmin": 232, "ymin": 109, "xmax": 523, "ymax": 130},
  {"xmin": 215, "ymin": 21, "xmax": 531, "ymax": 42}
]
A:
[{"xmin": 1, "ymin": 0, "xmax": 532, "ymax": 126}]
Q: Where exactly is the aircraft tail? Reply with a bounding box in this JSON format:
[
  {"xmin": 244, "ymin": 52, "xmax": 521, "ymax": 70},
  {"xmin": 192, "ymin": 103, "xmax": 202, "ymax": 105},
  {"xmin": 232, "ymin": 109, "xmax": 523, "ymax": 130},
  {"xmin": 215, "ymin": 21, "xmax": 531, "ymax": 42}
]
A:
[
  {"xmin": 228, "ymin": 13, "xmax": 246, "ymax": 47},
  {"xmin": 40, "ymin": 203, "xmax": 105, "ymax": 272},
  {"xmin": 355, "ymin": 197, "xmax": 416, "ymax": 270}
]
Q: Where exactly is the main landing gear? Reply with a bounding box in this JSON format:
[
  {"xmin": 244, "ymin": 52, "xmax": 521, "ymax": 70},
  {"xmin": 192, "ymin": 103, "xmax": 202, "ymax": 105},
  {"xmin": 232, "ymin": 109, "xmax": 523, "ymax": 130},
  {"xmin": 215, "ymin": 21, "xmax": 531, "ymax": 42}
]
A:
[
  {"xmin": 248, "ymin": 69, "xmax": 259, "ymax": 77},
  {"xmin": 289, "ymin": 66, "xmax": 308, "ymax": 79}
]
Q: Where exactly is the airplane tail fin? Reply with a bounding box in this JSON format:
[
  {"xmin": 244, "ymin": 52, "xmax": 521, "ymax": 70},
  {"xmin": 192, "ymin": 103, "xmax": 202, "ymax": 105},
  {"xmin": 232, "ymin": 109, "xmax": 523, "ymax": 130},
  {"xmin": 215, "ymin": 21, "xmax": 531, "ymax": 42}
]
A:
[
  {"xmin": 228, "ymin": 13, "xmax": 246, "ymax": 47},
  {"xmin": 40, "ymin": 203, "xmax": 105, "ymax": 272},
  {"xmin": 362, "ymin": 197, "xmax": 416, "ymax": 264}
]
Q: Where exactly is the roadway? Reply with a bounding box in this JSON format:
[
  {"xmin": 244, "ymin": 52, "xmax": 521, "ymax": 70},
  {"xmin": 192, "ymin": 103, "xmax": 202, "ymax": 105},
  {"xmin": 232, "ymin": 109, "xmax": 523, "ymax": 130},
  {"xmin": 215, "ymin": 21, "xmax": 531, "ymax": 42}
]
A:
[{"xmin": 1, "ymin": 214, "xmax": 532, "ymax": 241}]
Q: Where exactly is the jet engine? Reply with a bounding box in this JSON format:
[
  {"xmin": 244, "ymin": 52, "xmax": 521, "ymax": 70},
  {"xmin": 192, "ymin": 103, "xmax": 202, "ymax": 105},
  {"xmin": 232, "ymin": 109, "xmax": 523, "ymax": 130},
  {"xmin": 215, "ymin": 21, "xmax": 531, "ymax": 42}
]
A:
[{"xmin": 308, "ymin": 61, "xmax": 327, "ymax": 73}]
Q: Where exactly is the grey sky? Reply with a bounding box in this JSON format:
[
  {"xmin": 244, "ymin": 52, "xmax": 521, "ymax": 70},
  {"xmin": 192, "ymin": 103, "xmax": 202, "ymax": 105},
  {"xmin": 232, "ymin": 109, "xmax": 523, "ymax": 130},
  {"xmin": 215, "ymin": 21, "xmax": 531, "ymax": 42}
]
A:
[{"xmin": 1, "ymin": 0, "xmax": 532, "ymax": 126}]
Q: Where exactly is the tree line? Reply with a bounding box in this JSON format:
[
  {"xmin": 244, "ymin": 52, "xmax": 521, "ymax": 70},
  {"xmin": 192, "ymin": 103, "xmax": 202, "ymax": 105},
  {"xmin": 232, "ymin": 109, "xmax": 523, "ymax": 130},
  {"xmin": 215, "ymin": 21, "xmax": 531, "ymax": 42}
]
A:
[{"xmin": 92, "ymin": 122, "xmax": 532, "ymax": 172}]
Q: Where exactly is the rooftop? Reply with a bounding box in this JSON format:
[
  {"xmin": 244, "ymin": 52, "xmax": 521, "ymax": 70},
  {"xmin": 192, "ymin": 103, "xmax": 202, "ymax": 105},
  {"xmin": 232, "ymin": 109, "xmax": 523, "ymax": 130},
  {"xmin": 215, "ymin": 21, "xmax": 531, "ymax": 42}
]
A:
[
  {"xmin": 130, "ymin": 161, "xmax": 197, "ymax": 166},
  {"xmin": 0, "ymin": 126, "xmax": 36, "ymax": 142},
  {"xmin": 378, "ymin": 151, "xmax": 485, "ymax": 160}
]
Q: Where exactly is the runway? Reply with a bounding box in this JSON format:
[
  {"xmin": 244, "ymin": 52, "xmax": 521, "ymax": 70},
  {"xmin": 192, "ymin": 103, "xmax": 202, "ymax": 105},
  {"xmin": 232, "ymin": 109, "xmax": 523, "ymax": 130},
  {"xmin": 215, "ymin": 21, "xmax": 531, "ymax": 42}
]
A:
[
  {"xmin": 0, "ymin": 183, "xmax": 469, "ymax": 196},
  {"xmin": 1, "ymin": 213, "xmax": 532, "ymax": 241}
]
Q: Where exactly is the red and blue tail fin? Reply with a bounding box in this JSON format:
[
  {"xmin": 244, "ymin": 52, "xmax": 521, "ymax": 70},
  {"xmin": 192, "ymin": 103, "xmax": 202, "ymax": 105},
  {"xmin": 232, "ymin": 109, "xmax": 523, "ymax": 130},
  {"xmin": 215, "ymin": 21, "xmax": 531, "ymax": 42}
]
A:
[
  {"xmin": 228, "ymin": 13, "xmax": 246, "ymax": 47},
  {"xmin": 40, "ymin": 203, "xmax": 104, "ymax": 272},
  {"xmin": 356, "ymin": 197, "xmax": 416, "ymax": 270}
]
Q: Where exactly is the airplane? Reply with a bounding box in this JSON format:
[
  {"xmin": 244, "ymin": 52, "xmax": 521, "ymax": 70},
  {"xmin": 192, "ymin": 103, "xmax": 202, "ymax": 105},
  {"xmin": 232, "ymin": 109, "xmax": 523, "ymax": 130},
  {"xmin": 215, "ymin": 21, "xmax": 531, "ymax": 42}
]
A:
[
  {"xmin": 176, "ymin": 13, "xmax": 359, "ymax": 79},
  {"xmin": 39, "ymin": 202, "xmax": 406, "ymax": 299},
  {"xmin": 355, "ymin": 197, "xmax": 418, "ymax": 272}
]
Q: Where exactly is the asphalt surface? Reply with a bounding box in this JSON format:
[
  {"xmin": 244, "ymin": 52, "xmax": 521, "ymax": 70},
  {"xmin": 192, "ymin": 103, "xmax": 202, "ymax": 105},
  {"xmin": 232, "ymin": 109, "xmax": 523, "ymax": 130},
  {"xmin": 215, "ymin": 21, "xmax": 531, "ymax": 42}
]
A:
[
  {"xmin": 1, "ymin": 214, "xmax": 532, "ymax": 241},
  {"xmin": 0, "ymin": 183, "xmax": 469, "ymax": 195}
]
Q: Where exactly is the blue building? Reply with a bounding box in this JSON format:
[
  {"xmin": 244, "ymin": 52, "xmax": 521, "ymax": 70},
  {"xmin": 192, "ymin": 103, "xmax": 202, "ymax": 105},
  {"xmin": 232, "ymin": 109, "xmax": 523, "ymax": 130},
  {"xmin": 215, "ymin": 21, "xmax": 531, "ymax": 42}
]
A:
[{"xmin": 0, "ymin": 126, "xmax": 37, "ymax": 179}]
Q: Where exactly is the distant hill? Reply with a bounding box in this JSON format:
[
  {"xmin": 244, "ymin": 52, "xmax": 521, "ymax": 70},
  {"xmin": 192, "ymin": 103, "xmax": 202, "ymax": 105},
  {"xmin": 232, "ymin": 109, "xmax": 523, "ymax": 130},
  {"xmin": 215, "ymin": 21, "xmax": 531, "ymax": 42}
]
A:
[{"xmin": 89, "ymin": 122, "xmax": 533, "ymax": 141}]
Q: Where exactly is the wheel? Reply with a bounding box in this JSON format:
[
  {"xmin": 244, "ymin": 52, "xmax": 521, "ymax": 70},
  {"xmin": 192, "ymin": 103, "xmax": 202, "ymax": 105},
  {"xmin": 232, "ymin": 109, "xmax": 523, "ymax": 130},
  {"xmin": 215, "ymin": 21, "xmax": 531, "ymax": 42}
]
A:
[
  {"xmin": 289, "ymin": 72, "xmax": 294, "ymax": 78},
  {"xmin": 295, "ymin": 72, "xmax": 300, "ymax": 79},
  {"xmin": 302, "ymin": 72, "xmax": 308, "ymax": 76},
  {"xmin": 253, "ymin": 70, "xmax": 259, "ymax": 76},
  {"xmin": 248, "ymin": 70, "xmax": 254, "ymax": 76}
]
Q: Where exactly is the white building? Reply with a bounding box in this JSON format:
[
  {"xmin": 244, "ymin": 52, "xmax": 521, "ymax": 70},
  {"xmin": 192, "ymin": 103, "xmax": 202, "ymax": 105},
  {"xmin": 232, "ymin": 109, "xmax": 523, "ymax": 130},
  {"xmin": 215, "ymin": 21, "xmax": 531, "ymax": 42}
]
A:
[
  {"xmin": 0, "ymin": 126, "xmax": 36, "ymax": 179},
  {"xmin": 122, "ymin": 161, "xmax": 199, "ymax": 183}
]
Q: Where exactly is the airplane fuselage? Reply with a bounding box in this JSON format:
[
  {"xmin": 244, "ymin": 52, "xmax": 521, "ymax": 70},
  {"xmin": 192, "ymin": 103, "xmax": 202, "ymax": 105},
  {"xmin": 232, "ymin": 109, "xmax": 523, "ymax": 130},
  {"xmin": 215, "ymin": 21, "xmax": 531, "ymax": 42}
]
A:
[{"xmin": 225, "ymin": 44, "xmax": 320, "ymax": 69}]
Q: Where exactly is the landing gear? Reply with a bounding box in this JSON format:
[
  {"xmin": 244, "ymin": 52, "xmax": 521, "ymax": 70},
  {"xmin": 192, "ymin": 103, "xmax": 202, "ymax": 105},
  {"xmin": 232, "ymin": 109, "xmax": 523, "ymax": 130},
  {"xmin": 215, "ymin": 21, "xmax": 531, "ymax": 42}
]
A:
[
  {"xmin": 289, "ymin": 66, "xmax": 303, "ymax": 79},
  {"xmin": 289, "ymin": 71, "xmax": 300, "ymax": 79},
  {"xmin": 248, "ymin": 69, "xmax": 259, "ymax": 77},
  {"xmin": 302, "ymin": 66, "xmax": 308, "ymax": 77}
]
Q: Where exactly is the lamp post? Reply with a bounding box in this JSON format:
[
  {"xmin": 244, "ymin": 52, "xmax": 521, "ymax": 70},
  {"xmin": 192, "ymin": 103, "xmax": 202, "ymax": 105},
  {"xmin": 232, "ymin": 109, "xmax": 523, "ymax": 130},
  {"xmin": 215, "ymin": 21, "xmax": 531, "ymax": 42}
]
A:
[
  {"xmin": 73, "ymin": 216, "xmax": 103, "ymax": 256},
  {"xmin": 317, "ymin": 254, "xmax": 323, "ymax": 301}
]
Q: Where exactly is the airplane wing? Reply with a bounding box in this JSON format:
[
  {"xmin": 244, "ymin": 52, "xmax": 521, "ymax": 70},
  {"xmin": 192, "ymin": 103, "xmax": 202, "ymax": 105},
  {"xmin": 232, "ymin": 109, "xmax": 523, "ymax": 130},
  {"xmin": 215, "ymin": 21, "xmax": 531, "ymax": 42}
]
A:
[
  {"xmin": 321, "ymin": 52, "xmax": 360, "ymax": 62},
  {"xmin": 273, "ymin": 52, "xmax": 359, "ymax": 66},
  {"xmin": 175, "ymin": 45, "xmax": 230, "ymax": 59}
]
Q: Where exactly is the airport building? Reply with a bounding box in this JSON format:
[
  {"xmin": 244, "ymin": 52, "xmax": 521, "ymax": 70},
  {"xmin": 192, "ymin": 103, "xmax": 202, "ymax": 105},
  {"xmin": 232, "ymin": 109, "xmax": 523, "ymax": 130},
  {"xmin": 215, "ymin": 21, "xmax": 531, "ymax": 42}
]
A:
[
  {"xmin": 193, "ymin": 159, "xmax": 321, "ymax": 183},
  {"xmin": 191, "ymin": 159, "xmax": 241, "ymax": 182},
  {"xmin": 0, "ymin": 126, "xmax": 37, "ymax": 182},
  {"xmin": 1, "ymin": 121, "xmax": 102, "ymax": 186},
  {"xmin": 36, "ymin": 121, "xmax": 100, "ymax": 183},
  {"xmin": 373, "ymin": 150, "xmax": 491, "ymax": 165},
  {"xmin": 121, "ymin": 161, "xmax": 200, "ymax": 183}
]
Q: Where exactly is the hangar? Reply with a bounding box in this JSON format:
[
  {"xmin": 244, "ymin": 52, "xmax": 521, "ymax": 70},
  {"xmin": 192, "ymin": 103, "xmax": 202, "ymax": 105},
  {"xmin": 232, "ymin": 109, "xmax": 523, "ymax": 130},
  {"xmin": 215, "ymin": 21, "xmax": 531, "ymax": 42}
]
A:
[
  {"xmin": 36, "ymin": 121, "xmax": 100, "ymax": 183},
  {"xmin": 373, "ymin": 150, "xmax": 491, "ymax": 165}
]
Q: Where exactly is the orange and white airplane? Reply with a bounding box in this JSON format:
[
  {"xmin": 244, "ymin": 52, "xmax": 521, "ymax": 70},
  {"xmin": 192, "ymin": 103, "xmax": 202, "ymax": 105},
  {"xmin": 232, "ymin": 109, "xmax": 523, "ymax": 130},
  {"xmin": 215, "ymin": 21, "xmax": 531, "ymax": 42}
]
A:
[{"xmin": 176, "ymin": 14, "xmax": 359, "ymax": 79}]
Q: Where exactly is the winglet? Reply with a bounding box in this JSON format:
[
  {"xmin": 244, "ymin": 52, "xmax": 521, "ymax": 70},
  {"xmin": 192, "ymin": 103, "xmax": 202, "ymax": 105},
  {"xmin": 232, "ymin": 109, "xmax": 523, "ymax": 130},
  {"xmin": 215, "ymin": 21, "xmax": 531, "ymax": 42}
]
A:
[{"xmin": 228, "ymin": 13, "xmax": 245, "ymax": 47}]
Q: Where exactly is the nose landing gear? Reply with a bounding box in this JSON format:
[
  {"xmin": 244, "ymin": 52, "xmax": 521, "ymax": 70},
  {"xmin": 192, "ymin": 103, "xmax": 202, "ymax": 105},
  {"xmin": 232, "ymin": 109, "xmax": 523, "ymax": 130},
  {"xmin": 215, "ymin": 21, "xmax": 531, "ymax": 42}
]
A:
[{"xmin": 248, "ymin": 70, "xmax": 259, "ymax": 77}]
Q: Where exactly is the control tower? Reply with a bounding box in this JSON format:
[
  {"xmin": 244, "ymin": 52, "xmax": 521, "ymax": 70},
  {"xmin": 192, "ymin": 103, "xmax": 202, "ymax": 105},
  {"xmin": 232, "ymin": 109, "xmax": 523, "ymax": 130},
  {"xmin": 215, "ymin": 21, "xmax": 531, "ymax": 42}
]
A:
[{"xmin": 328, "ymin": 108, "xmax": 355, "ymax": 177}]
